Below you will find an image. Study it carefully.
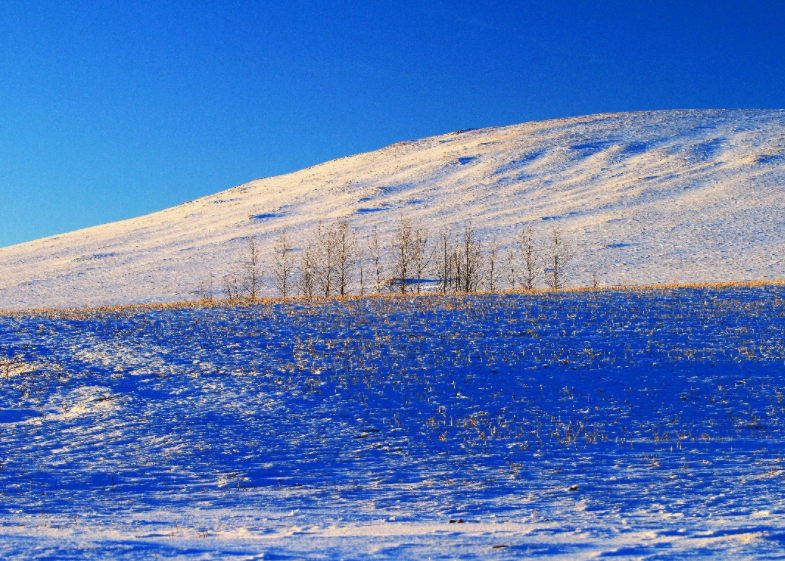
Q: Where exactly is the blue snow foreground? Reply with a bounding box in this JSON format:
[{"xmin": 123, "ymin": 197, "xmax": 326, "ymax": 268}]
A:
[{"xmin": 1, "ymin": 286, "xmax": 784, "ymax": 559}]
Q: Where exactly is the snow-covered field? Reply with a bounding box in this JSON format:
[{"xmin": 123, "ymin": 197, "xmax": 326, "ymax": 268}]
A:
[
  {"xmin": 2, "ymin": 286, "xmax": 785, "ymax": 559},
  {"xmin": 2, "ymin": 109, "xmax": 785, "ymax": 310}
]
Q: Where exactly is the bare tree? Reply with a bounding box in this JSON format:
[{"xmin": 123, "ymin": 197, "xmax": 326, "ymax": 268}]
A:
[
  {"xmin": 452, "ymin": 245, "xmax": 462, "ymax": 292},
  {"xmin": 334, "ymin": 219, "xmax": 355, "ymax": 296},
  {"xmin": 392, "ymin": 215, "xmax": 414, "ymax": 294},
  {"xmin": 486, "ymin": 235, "xmax": 499, "ymax": 293},
  {"xmin": 591, "ymin": 270, "xmax": 600, "ymax": 289},
  {"xmin": 197, "ymin": 272, "xmax": 215, "ymax": 302},
  {"xmin": 435, "ymin": 228, "xmax": 454, "ymax": 294},
  {"xmin": 457, "ymin": 222, "xmax": 482, "ymax": 292},
  {"xmin": 315, "ymin": 221, "xmax": 337, "ymax": 297},
  {"xmin": 519, "ymin": 225, "xmax": 539, "ymax": 290},
  {"xmin": 223, "ymin": 272, "xmax": 242, "ymax": 302},
  {"xmin": 545, "ymin": 227, "xmax": 572, "ymax": 290},
  {"xmin": 369, "ymin": 226, "xmax": 385, "ymax": 295},
  {"xmin": 505, "ymin": 244, "xmax": 517, "ymax": 291},
  {"xmin": 358, "ymin": 246, "xmax": 366, "ymax": 296},
  {"xmin": 273, "ymin": 228, "xmax": 294, "ymax": 298},
  {"xmin": 411, "ymin": 223, "xmax": 430, "ymax": 294},
  {"xmin": 298, "ymin": 240, "xmax": 316, "ymax": 298},
  {"xmin": 244, "ymin": 236, "xmax": 263, "ymax": 299}
]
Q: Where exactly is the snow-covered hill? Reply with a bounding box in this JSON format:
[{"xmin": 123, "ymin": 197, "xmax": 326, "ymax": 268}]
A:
[{"xmin": 2, "ymin": 109, "xmax": 785, "ymax": 310}]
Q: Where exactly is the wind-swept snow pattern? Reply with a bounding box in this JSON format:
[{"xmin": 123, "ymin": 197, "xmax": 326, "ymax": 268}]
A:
[
  {"xmin": 1, "ymin": 286, "xmax": 785, "ymax": 558},
  {"xmin": 2, "ymin": 109, "xmax": 785, "ymax": 310}
]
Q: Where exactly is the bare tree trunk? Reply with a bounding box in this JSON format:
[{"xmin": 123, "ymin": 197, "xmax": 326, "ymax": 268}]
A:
[
  {"xmin": 435, "ymin": 228, "xmax": 453, "ymax": 294},
  {"xmin": 334, "ymin": 219, "xmax": 355, "ymax": 296},
  {"xmin": 273, "ymin": 228, "xmax": 294, "ymax": 298},
  {"xmin": 358, "ymin": 247, "xmax": 366, "ymax": 296},
  {"xmin": 451, "ymin": 248, "xmax": 461, "ymax": 293},
  {"xmin": 459, "ymin": 222, "xmax": 481, "ymax": 292},
  {"xmin": 412, "ymin": 223, "xmax": 429, "ymax": 294},
  {"xmin": 519, "ymin": 225, "xmax": 539, "ymax": 290},
  {"xmin": 197, "ymin": 273, "xmax": 215, "ymax": 302},
  {"xmin": 545, "ymin": 227, "xmax": 572, "ymax": 290},
  {"xmin": 506, "ymin": 245, "xmax": 517, "ymax": 291},
  {"xmin": 223, "ymin": 273, "xmax": 242, "ymax": 303},
  {"xmin": 369, "ymin": 226, "xmax": 384, "ymax": 295},
  {"xmin": 486, "ymin": 236, "xmax": 498, "ymax": 293},
  {"xmin": 315, "ymin": 221, "xmax": 336, "ymax": 297},
  {"xmin": 244, "ymin": 236, "xmax": 262, "ymax": 299},
  {"xmin": 298, "ymin": 241, "xmax": 316, "ymax": 298},
  {"xmin": 393, "ymin": 215, "xmax": 413, "ymax": 294}
]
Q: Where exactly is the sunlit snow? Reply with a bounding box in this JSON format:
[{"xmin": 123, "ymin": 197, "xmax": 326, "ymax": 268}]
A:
[{"xmin": 2, "ymin": 109, "xmax": 785, "ymax": 310}]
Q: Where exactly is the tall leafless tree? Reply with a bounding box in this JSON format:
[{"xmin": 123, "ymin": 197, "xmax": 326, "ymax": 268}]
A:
[
  {"xmin": 357, "ymin": 246, "xmax": 366, "ymax": 296},
  {"xmin": 298, "ymin": 240, "xmax": 316, "ymax": 298},
  {"xmin": 315, "ymin": 221, "xmax": 337, "ymax": 297},
  {"xmin": 519, "ymin": 225, "xmax": 539, "ymax": 290},
  {"xmin": 369, "ymin": 226, "xmax": 385, "ymax": 295},
  {"xmin": 244, "ymin": 236, "xmax": 263, "ymax": 299},
  {"xmin": 392, "ymin": 215, "xmax": 414, "ymax": 294},
  {"xmin": 273, "ymin": 228, "xmax": 294, "ymax": 298},
  {"xmin": 411, "ymin": 223, "xmax": 429, "ymax": 294},
  {"xmin": 197, "ymin": 272, "xmax": 215, "ymax": 302},
  {"xmin": 486, "ymin": 235, "xmax": 499, "ymax": 293},
  {"xmin": 505, "ymin": 244, "xmax": 517, "ymax": 291},
  {"xmin": 223, "ymin": 272, "xmax": 242, "ymax": 302},
  {"xmin": 334, "ymin": 219, "xmax": 355, "ymax": 296},
  {"xmin": 545, "ymin": 227, "xmax": 572, "ymax": 290},
  {"xmin": 457, "ymin": 222, "xmax": 482, "ymax": 292},
  {"xmin": 435, "ymin": 228, "xmax": 454, "ymax": 294}
]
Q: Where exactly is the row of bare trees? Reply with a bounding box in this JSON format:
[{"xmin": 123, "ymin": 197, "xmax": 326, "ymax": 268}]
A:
[{"xmin": 199, "ymin": 217, "xmax": 576, "ymax": 302}]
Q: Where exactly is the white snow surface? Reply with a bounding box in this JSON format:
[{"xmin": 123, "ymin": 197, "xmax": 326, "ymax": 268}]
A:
[
  {"xmin": 2, "ymin": 108, "xmax": 785, "ymax": 309},
  {"xmin": 2, "ymin": 287, "xmax": 785, "ymax": 558}
]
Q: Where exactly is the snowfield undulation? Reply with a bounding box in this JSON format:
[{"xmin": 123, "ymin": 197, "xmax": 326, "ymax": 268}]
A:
[
  {"xmin": 2, "ymin": 286, "xmax": 785, "ymax": 559},
  {"xmin": 2, "ymin": 109, "xmax": 785, "ymax": 310}
]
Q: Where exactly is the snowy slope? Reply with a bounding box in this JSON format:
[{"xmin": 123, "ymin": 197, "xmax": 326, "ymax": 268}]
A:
[
  {"xmin": 2, "ymin": 287, "xmax": 785, "ymax": 558},
  {"xmin": 2, "ymin": 109, "xmax": 785, "ymax": 310}
]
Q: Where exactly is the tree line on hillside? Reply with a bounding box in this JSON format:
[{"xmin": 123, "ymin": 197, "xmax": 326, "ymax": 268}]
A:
[{"xmin": 197, "ymin": 217, "xmax": 583, "ymax": 302}]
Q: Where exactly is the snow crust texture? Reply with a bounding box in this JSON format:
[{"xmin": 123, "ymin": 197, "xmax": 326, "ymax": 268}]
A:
[
  {"xmin": 1, "ymin": 286, "xmax": 785, "ymax": 558},
  {"xmin": 2, "ymin": 109, "xmax": 785, "ymax": 310}
]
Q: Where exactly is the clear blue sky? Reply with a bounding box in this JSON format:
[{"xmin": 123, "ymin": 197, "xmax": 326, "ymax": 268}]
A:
[{"xmin": 2, "ymin": 0, "xmax": 785, "ymax": 248}]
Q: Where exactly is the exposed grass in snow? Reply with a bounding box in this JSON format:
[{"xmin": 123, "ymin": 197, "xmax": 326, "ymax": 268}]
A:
[{"xmin": 1, "ymin": 285, "xmax": 785, "ymax": 558}]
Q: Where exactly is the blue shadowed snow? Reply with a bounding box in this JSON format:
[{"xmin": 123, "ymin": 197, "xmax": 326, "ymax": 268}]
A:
[
  {"xmin": 1, "ymin": 286, "xmax": 785, "ymax": 558},
  {"xmin": 248, "ymin": 213, "xmax": 283, "ymax": 221}
]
